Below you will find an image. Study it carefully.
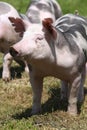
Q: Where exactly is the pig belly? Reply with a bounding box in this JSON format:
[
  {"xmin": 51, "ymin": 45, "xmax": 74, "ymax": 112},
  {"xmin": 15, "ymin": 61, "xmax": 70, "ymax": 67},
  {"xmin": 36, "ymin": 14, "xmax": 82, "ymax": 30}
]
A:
[
  {"xmin": 30, "ymin": 60, "xmax": 77, "ymax": 81},
  {"xmin": 30, "ymin": 48, "xmax": 78, "ymax": 80}
]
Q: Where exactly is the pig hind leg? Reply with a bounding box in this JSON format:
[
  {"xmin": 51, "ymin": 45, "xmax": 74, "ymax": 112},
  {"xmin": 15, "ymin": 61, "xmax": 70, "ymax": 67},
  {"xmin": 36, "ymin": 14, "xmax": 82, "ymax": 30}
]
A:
[
  {"xmin": 77, "ymin": 66, "xmax": 85, "ymax": 103},
  {"xmin": 61, "ymin": 74, "xmax": 85, "ymax": 103},
  {"xmin": 68, "ymin": 70, "xmax": 85, "ymax": 115},
  {"xmin": 60, "ymin": 81, "xmax": 70, "ymax": 101}
]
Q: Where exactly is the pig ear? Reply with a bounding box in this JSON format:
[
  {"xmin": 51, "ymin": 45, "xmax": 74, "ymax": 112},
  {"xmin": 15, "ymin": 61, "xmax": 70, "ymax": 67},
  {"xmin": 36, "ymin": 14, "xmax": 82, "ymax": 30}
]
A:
[
  {"xmin": 42, "ymin": 18, "xmax": 57, "ymax": 39},
  {"xmin": 8, "ymin": 17, "xmax": 25, "ymax": 37}
]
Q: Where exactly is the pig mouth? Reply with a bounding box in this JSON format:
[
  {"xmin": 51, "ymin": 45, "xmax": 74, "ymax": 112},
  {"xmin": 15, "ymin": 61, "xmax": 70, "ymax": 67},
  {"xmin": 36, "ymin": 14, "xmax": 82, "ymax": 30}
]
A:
[{"xmin": 9, "ymin": 47, "xmax": 19, "ymax": 57}]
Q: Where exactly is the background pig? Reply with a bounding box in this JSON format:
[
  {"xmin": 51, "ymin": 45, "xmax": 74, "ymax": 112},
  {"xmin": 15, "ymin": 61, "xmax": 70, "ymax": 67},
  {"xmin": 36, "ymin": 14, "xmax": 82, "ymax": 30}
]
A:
[
  {"xmin": 3, "ymin": 0, "xmax": 62, "ymax": 82},
  {"xmin": 9, "ymin": 14, "xmax": 87, "ymax": 115},
  {"xmin": 0, "ymin": 2, "xmax": 29, "ymax": 82},
  {"xmin": 26, "ymin": 0, "xmax": 62, "ymax": 23}
]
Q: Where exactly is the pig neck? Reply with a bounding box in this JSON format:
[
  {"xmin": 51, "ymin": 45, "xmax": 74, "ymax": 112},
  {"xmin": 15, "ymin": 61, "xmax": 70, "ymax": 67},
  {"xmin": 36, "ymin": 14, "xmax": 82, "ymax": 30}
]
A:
[{"xmin": 56, "ymin": 29, "xmax": 80, "ymax": 56}]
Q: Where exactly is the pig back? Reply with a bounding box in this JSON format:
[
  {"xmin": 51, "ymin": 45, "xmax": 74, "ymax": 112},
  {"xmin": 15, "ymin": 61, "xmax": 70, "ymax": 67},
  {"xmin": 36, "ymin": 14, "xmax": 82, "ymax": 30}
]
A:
[{"xmin": 0, "ymin": 2, "xmax": 20, "ymax": 18}]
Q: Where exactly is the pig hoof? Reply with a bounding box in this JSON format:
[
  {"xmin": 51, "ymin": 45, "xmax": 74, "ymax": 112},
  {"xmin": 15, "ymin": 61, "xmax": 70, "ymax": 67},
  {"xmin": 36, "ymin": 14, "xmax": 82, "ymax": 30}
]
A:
[
  {"xmin": 2, "ymin": 72, "xmax": 11, "ymax": 82},
  {"xmin": 31, "ymin": 109, "xmax": 42, "ymax": 116},
  {"xmin": 68, "ymin": 111, "xmax": 77, "ymax": 116},
  {"xmin": 68, "ymin": 106, "xmax": 77, "ymax": 116},
  {"xmin": 3, "ymin": 77, "xmax": 11, "ymax": 82}
]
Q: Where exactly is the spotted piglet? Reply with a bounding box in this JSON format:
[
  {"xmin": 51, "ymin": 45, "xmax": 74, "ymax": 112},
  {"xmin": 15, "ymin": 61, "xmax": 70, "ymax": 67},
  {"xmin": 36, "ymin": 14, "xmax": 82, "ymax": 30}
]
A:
[{"xmin": 9, "ymin": 14, "xmax": 87, "ymax": 115}]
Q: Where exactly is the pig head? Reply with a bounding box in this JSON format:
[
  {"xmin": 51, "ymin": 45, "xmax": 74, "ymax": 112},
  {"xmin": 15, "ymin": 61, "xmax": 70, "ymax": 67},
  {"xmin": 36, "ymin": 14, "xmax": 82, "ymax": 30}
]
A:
[
  {"xmin": 0, "ymin": 2, "xmax": 29, "ymax": 81},
  {"xmin": 9, "ymin": 14, "xmax": 87, "ymax": 115},
  {"xmin": 26, "ymin": 0, "xmax": 62, "ymax": 23}
]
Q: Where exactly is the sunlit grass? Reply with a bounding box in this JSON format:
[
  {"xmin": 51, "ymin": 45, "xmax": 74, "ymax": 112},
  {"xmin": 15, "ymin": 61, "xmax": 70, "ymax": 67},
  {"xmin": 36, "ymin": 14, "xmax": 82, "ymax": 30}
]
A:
[
  {"xmin": 0, "ymin": 0, "xmax": 87, "ymax": 129},
  {"xmin": 0, "ymin": 56, "xmax": 87, "ymax": 129},
  {"xmin": 0, "ymin": 0, "xmax": 87, "ymax": 16}
]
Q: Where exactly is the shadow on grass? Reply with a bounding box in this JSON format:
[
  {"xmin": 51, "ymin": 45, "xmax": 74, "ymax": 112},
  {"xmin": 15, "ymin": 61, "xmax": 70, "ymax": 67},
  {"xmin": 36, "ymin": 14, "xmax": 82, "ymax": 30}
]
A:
[
  {"xmin": 0, "ymin": 65, "xmax": 25, "ymax": 79},
  {"xmin": 12, "ymin": 108, "xmax": 32, "ymax": 119},
  {"xmin": 0, "ymin": 67, "xmax": 2, "ymax": 78},
  {"xmin": 42, "ymin": 87, "xmax": 68, "ymax": 114},
  {"xmin": 12, "ymin": 87, "xmax": 67, "ymax": 119},
  {"xmin": 12, "ymin": 87, "xmax": 70, "ymax": 119},
  {"xmin": 10, "ymin": 66, "xmax": 25, "ymax": 79},
  {"xmin": 12, "ymin": 86, "xmax": 87, "ymax": 120}
]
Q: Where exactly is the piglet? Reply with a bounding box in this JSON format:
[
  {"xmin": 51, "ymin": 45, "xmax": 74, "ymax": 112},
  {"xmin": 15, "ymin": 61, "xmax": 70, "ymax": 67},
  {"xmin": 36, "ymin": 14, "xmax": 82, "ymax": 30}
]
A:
[{"xmin": 9, "ymin": 14, "xmax": 87, "ymax": 115}]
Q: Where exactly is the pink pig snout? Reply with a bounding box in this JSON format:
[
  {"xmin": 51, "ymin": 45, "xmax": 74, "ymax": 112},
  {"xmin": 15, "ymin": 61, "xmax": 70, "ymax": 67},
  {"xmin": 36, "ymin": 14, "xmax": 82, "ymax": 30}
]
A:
[{"xmin": 9, "ymin": 47, "xmax": 19, "ymax": 57}]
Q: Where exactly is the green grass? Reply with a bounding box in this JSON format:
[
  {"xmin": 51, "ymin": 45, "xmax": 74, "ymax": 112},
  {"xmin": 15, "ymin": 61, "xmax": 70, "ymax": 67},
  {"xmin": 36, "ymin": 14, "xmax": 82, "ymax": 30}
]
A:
[
  {"xmin": 0, "ymin": 56, "xmax": 87, "ymax": 130},
  {"xmin": 0, "ymin": 0, "xmax": 29, "ymax": 13},
  {"xmin": 0, "ymin": 0, "xmax": 87, "ymax": 16},
  {"xmin": 59, "ymin": 0, "xmax": 87, "ymax": 16},
  {"xmin": 0, "ymin": 69, "xmax": 86, "ymax": 130},
  {"xmin": 0, "ymin": 0, "xmax": 87, "ymax": 129}
]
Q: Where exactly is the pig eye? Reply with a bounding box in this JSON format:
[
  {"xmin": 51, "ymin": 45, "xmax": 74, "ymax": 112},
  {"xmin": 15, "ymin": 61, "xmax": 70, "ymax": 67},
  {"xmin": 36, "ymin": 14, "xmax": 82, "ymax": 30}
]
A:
[
  {"xmin": 35, "ymin": 34, "xmax": 44, "ymax": 42},
  {"xmin": 37, "ymin": 37, "xmax": 43, "ymax": 40},
  {"xmin": 38, "ymin": 35, "xmax": 43, "ymax": 40}
]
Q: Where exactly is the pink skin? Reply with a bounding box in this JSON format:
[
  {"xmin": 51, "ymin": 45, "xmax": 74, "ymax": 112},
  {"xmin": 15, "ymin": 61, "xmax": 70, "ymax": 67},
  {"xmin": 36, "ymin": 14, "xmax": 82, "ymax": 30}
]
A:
[
  {"xmin": 26, "ymin": 0, "xmax": 70, "ymax": 102},
  {"xmin": 9, "ymin": 17, "xmax": 86, "ymax": 115},
  {"xmin": 0, "ymin": 2, "xmax": 29, "ymax": 81},
  {"xmin": 2, "ymin": 0, "xmax": 62, "ymax": 82}
]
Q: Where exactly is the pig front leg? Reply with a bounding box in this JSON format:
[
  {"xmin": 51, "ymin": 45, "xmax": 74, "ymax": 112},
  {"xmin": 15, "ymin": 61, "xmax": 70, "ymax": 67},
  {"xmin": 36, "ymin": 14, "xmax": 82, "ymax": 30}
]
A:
[
  {"xmin": 30, "ymin": 72, "xmax": 43, "ymax": 115},
  {"xmin": 68, "ymin": 73, "xmax": 83, "ymax": 115},
  {"xmin": 60, "ymin": 81, "xmax": 69, "ymax": 100},
  {"xmin": 2, "ymin": 53, "xmax": 13, "ymax": 82}
]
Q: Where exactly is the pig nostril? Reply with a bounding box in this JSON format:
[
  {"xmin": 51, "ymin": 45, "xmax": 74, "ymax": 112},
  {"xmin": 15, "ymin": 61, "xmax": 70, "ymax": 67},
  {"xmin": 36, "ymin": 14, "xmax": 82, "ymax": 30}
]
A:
[{"xmin": 9, "ymin": 47, "xmax": 18, "ymax": 57}]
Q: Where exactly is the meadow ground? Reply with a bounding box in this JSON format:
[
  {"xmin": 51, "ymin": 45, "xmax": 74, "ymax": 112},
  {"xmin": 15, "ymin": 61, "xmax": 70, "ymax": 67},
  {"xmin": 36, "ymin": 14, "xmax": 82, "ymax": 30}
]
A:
[{"xmin": 0, "ymin": 0, "xmax": 87, "ymax": 129}]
